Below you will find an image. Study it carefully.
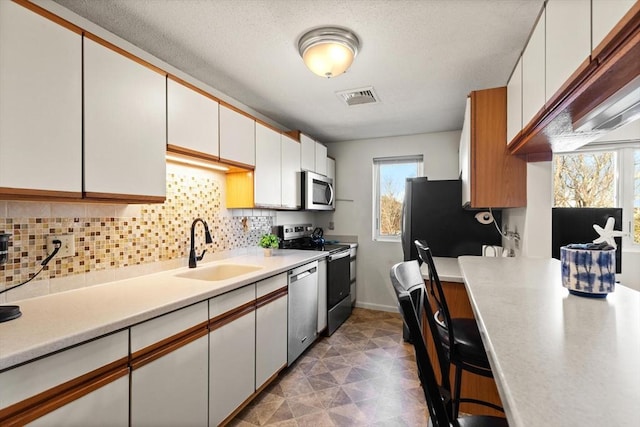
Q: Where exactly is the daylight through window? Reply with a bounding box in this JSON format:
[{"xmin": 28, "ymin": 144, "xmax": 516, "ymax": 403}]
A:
[{"xmin": 373, "ymin": 156, "xmax": 423, "ymax": 241}]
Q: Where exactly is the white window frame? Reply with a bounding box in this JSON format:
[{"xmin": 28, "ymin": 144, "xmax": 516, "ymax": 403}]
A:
[
  {"xmin": 554, "ymin": 142, "xmax": 640, "ymax": 251},
  {"xmin": 372, "ymin": 155, "xmax": 423, "ymax": 242}
]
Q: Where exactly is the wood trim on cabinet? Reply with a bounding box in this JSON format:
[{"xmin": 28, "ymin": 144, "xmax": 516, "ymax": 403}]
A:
[
  {"xmin": 0, "ymin": 358, "xmax": 129, "ymax": 426},
  {"xmin": 12, "ymin": 0, "xmax": 83, "ymax": 34},
  {"xmin": 216, "ymin": 158, "xmax": 256, "ymax": 171},
  {"xmin": 130, "ymin": 322, "xmax": 209, "ymax": 371},
  {"xmin": 167, "ymin": 144, "xmax": 220, "ymax": 163},
  {"xmin": 208, "ymin": 300, "xmax": 256, "ymax": 332},
  {"xmin": 509, "ymin": 6, "xmax": 640, "ymax": 157},
  {"xmin": 592, "ymin": 1, "xmax": 640, "ymax": 61},
  {"xmin": 167, "ymin": 74, "xmax": 221, "ymax": 103},
  {"xmin": 83, "ymin": 32, "xmax": 167, "ymax": 76},
  {"xmin": 0, "ymin": 187, "xmax": 83, "ymax": 201},
  {"xmin": 283, "ymin": 130, "xmax": 301, "ymax": 142},
  {"xmin": 83, "ymin": 192, "xmax": 166, "ymax": 204},
  {"xmin": 219, "ymin": 100, "xmax": 257, "ymax": 122},
  {"xmin": 256, "ymin": 286, "xmax": 288, "ymax": 309},
  {"xmin": 219, "ymin": 366, "xmax": 286, "ymax": 427}
]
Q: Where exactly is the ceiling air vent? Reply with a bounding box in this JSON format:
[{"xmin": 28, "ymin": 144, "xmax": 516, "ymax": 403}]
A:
[{"xmin": 336, "ymin": 86, "xmax": 380, "ymax": 107}]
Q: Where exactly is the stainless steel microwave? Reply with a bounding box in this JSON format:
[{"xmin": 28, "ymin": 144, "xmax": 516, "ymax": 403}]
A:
[{"xmin": 302, "ymin": 171, "xmax": 335, "ymax": 211}]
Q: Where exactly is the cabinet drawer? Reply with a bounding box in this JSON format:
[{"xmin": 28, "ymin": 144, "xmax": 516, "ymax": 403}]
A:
[
  {"xmin": 210, "ymin": 284, "xmax": 256, "ymax": 318},
  {"xmin": 0, "ymin": 330, "xmax": 128, "ymax": 410},
  {"xmin": 130, "ymin": 302, "xmax": 208, "ymax": 353},
  {"xmin": 256, "ymin": 273, "xmax": 287, "ymax": 298}
]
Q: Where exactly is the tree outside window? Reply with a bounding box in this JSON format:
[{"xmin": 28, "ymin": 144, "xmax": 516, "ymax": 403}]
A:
[
  {"xmin": 553, "ymin": 151, "xmax": 616, "ymax": 208},
  {"xmin": 373, "ymin": 156, "xmax": 423, "ymax": 241}
]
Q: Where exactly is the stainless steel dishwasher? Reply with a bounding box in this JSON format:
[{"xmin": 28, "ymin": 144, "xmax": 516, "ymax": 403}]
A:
[{"xmin": 287, "ymin": 261, "xmax": 318, "ymax": 365}]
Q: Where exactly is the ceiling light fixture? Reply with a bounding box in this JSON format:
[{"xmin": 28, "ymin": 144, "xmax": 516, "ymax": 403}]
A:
[{"xmin": 298, "ymin": 27, "xmax": 360, "ymax": 78}]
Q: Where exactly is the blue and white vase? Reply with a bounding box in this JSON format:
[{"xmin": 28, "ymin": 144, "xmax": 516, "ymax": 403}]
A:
[{"xmin": 560, "ymin": 246, "xmax": 616, "ymax": 297}]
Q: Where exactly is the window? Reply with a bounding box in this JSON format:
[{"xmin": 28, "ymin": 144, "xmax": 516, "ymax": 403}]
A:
[
  {"xmin": 553, "ymin": 151, "xmax": 617, "ymax": 207},
  {"xmin": 553, "ymin": 145, "xmax": 640, "ymax": 248},
  {"xmin": 373, "ymin": 156, "xmax": 423, "ymax": 241}
]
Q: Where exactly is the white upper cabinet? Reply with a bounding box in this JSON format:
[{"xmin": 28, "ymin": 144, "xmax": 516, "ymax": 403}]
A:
[
  {"xmin": 219, "ymin": 105, "xmax": 255, "ymax": 167},
  {"xmin": 315, "ymin": 142, "xmax": 328, "ymax": 176},
  {"xmin": 281, "ymin": 134, "xmax": 301, "ymax": 209},
  {"xmin": 254, "ymin": 123, "xmax": 282, "ymax": 207},
  {"xmin": 592, "ymin": 0, "xmax": 636, "ymax": 51},
  {"xmin": 84, "ymin": 37, "xmax": 166, "ymax": 200},
  {"xmin": 522, "ymin": 10, "xmax": 546, "ymax": 126},
  {"xmin": 545, "ymin": 0, "xmax": 591, "ymax": 102},
  {"xmin": 326, "ymin": 157, "xmax": 336, "ymax": 184},
  {"xmin": 167, "ymin": 78, "xmax": 219, "ymax": 158},
  {"xmin": 506, "ymin": 57, "xmax": 523, "ymax": 144},
  {"xmin": 300, "ymin": 133, "xmax": 316, "ymax": 172},
  {"xmin": 0, "ymin": 1, "xmax": 82, "ymax": 195}
]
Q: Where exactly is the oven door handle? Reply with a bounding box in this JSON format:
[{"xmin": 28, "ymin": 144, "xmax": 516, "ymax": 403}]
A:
[{"xmin": 328, "ymin": 250, "xmax": 350, "ymax": 262}]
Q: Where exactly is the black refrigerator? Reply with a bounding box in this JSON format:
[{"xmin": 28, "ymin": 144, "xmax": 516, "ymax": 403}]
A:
[{"xmin": 401, "ymin": 178, "xmax": 502, "ymax": 261}]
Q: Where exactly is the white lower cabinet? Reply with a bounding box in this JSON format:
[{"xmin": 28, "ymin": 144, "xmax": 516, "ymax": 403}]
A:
[
  {"xmin": 0, "ymin": 331, "xmax": 129, "ymax": 426},
  {"xmin": 209, "ymin": 284, "xmax": 256, "ymax": 426},
  {"xmin": 255, "ymin": 273, "xmax": 288, "ymax": 389},
  {"xmin": 130, "ymin": 302, "xmax": 209, "ymax": 427},
  {"xmin": 29, "ymin": 376, "xmax": 129, "ymax": 427}
]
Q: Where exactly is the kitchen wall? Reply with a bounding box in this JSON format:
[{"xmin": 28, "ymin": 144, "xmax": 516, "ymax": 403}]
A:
[
  {"xmin": 0, "ymin": 162, "xmax": 281, "ymax": 303},
  {"xmin": 317, "ymin": 131, "xmax": 460, "ymax": 312}
]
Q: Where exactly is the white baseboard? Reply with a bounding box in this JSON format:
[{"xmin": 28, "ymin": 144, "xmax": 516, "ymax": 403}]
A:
[{"xmin": 354, "ymin": 301, "xmax": 399, "ymax": 313}]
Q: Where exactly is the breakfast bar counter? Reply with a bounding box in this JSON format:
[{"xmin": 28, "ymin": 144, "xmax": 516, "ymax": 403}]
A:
[{"xmin": 458, "ymin": 256, "xmax": 640, "ymax": 427}]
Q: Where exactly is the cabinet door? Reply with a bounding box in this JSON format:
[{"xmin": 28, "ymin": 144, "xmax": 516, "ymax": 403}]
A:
[
  {"xmin": 300, "ymin": 134, "xmax": 316, "ymax": 171},
  {"xmin": 315, "ymin": 143, "xmax": 328, "ymax": 176},
  {"xmin": 0, "ymin": 331, "xmax": 128, "ymax": 425},
  {"xmin": 0, "ymin": 1, "xmax": 82, "ymax": 196},
  {"xmin": 592, "ymin": 0, "xmax": 636, "ymax": 52},
  {"xmin": 28, "ymin": 376, "xmax": 129, "ymax": 427},
  {"xmin": 522, "ymin": 10, "xmax": 545, "ymax": 128},
  {"xmin": 209, "ymin": 285, "xmax": 256, "ymax": 426},
  {"xmin": 219, "ymin": 105, "xmax": 255, "ymax": 167},
  {"xmin": 167, "ymin": 78, "xmax": 219, "ymax": 158},
  {"xmin": 256, "ymin": 274, "xmax": 288, "ymax": 389},
  {"xmin": 254, "ymin": 123, "xmax": 282, "ymax": 207},
  {"xmin": 467, "ymin": 88, "xmax": 527, "ymax": 208},
  {"xmin": 281, "ymin": 134, "xmax": 301, "ymax": 209},
  {"xmin": 506, "ymin": 57, "xmax": 523, "ymax": 144},
  {"xmin": 317, "ymin": 258, "xmax": 328, "ymax": 333},
  {"xmin": 84, "ymin": 37, "xmax": 166, "ymax": 200},
  {"xmin": 545, "ymin": 0, "xmax": 590, "ymax": 102},
  {"xmin": 130, "ymin": 302, "xmax": 209, "ymax": 427}
]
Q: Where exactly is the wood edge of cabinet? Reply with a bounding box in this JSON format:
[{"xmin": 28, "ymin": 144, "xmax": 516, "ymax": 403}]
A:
[
  {"xmin": 217, "ymin": 158, "xmax": 256, "ymax": 171},
  {"xmin": 0, "ymin": 357, "xmax": 128, "ymax": 426},
  {"xmin": 130, "ymin": 322, "xmax": 209, "ymax": 371},
  {"xmin": 12, "ymin": 0, "xmax": 83, "ymax": 34},
  {"xmin": 591, "ymin": 2, "xmax": 640, "ymax": 61},
  {"xmin": 256, "ymin": 286, "xmax": 288, "ymax": 309},
  {"xmin": 83, "ymin": 33, "xmax": 167, "ymax": 76},
  {"xmin": 83, "ymin": 192, "xmax": 166, "ymax": 204},
  {"xmin": 167, "ymin": 75, "xmax": 221, "ymax": 103},
  {"xmin": 209, "ymin": 300, "xmax": 256, "ymax": 332},
  {"xmin": 219, "ymin": 366, "xmax": 286, "ymax": 427},
  {"xmin": 167, "ymin": 144, "xmax": 220, "ymax": 163},
  {"xmin": 0, "ymin": 188, "xmax": 83, "ymax": 201}
]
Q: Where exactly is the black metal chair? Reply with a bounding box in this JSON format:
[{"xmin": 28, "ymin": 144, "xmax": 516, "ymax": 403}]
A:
[
  {"xmin": 414, "ymin": 240, "xmax": 503, "ymax": 418},
  {"xmin": 390, "ymin": 261, "xmax": 508, "ymax": 427}
]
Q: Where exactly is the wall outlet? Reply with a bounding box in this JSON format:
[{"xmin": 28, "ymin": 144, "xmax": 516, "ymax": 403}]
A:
[{"xmin": 47, "ymin": 234, "xmax": 75, "ymax": 258}]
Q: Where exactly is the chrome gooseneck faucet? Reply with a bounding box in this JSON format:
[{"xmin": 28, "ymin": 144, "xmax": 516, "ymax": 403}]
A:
[{"xmin": 189, "ymin": 218, "xmax": 213, "ymax": 268}]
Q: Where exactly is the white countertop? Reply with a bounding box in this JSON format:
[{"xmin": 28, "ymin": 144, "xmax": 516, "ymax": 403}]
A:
[
  {"xmin": 421, "ymin": 256, "xmax": 464, "ymax": 283},
  {"xmin": 0, "ymin": 250, "xmax": 324, "ymax": 371},
  {"xmin": 458, "ymin": 256, "xmax": 640, "ymax": 427}
]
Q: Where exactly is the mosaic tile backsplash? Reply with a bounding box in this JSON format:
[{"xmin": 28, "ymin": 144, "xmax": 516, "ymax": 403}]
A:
[{"xmin": 0, "ymin": 164, "xmax": 274, "ymax": 295}]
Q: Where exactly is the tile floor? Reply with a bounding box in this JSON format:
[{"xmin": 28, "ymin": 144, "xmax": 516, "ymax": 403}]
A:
[{"xmin": 229, "ymin": 308, "xmax": 430, "ymax": 426}]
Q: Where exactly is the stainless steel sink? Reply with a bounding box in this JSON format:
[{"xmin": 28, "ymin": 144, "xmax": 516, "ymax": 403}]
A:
[{"xmin": 175, "ymin": 264, "xmax": 263, "ymax": 281}]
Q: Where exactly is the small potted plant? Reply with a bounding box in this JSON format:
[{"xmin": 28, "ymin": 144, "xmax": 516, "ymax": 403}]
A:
[{"xmin": 259, "ymin": 233, "xmax": 279, "ymax": 257}]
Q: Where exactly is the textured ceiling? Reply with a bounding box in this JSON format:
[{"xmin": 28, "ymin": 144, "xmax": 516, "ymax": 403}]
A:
[{"xmin": 52, "ymin": 0, "xmax": 544, "ymax": 143}]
